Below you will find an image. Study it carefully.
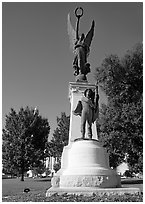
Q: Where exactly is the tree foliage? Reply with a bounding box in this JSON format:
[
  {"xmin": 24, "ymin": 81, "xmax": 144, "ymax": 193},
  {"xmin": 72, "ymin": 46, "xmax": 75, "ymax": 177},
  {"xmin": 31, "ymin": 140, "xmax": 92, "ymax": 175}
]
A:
[
  {"xmin": 46, "ymin": 112, "xmax": 70, "ymax": 159},
  {"xmin": 95, "ymin": 43, "xmax": 143, "ymax": 172},
  {"xmin": 2, "ymin": 106, "xmax": 50, "ymax": 180}
]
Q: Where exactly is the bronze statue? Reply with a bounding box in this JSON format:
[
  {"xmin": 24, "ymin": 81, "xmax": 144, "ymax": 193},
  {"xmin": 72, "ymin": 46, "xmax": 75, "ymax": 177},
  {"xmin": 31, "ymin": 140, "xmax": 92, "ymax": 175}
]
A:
[
  {"xmin": 68, "ymin": 7, "xmax": 95, "ymax": 82},
  {"xmin": 73, "ymin": 84, "xmax": 99, "ymax": 139}
]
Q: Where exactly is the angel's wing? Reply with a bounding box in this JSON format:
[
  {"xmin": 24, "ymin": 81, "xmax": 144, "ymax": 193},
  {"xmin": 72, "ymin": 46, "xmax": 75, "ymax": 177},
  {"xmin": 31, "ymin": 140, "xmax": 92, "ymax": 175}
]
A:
[
  {"xmin": 67, "ymin": 13, "xmax": 76, "ymax": 51},
  {"xmin": 84, "ymin": 20, "xmax": 95, "ymax": 48}
]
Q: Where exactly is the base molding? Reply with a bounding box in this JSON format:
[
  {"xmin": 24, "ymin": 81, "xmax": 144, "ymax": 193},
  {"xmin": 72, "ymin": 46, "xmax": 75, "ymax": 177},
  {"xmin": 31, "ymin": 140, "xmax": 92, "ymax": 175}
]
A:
[{"xmin": 46, "ymin": 186, "xmax": 140, "ymax": 197}]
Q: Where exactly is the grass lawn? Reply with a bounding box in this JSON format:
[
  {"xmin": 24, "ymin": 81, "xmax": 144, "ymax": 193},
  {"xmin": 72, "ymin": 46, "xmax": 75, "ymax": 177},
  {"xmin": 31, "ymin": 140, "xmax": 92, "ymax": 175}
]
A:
[
  {"xmin": 2, "ymin": 177, "xmax": 143, "ymax": 202},
  {"xmin": 2, "ymin": 177, "xmax": 51, "ymax": 196}
]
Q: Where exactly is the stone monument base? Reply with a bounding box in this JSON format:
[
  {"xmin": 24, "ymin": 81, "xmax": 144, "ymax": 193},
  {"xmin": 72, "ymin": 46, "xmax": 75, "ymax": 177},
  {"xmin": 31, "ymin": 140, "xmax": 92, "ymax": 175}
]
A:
[
  {"xmin": 53, "ymin": 139, "xmax": 121, "ymax": 187},
  {"xmin": 46, "ymin": 139, "xmax": 139, "ymax": 196},
  {"xmin": 46, "ymin": 140, "xmax": 140, "ymax": 197},
  {"xmin": 46, "ymin": 139, "xmax": 140, "ymax": 197},
  {"xmin": 46, "ymin": 186, "xmax": 140, "ymax": 197}
]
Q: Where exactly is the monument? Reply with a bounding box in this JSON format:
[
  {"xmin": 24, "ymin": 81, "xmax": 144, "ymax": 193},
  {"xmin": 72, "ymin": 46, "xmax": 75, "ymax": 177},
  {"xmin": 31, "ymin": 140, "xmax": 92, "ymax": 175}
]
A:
[{"xmin": 46, "ymin": 7, "xmax": 140, "ymax": 196}]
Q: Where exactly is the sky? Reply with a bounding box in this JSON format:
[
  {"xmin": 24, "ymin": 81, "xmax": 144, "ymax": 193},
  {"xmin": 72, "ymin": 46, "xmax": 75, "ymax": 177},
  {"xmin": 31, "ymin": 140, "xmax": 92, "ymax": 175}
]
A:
[{"xmin": 2, "ymin": 2, "xmax": 143, "ymax": 136}]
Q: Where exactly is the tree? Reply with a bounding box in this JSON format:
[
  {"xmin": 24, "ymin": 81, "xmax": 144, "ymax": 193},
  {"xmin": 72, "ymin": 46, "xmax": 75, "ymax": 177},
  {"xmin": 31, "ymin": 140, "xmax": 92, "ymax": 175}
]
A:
[
  {"xmin": 2, "ymin": 106, "xmax": 50, "ymax": 181},
  {"xmin": 95, "ymin": 43, "xmax": 143, "ymax": 172},
  {"xmin": 46, "ymin": 112, "xmax": 70, "ymax": 166}
]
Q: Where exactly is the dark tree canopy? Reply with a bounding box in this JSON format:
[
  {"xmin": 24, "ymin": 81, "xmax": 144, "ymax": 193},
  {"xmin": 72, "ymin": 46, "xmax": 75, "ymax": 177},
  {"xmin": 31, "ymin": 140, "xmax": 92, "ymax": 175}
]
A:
[
  {"xmin": 2, "ymin": 106, "xmax": 50, "ymax": 180},
  {"xmin": 46, "ymin": 112, "xmax": 70, "ymax": 159},
  {"xmin": 95, "ymin": 43, "xmax": 143, "ymax": 173}
]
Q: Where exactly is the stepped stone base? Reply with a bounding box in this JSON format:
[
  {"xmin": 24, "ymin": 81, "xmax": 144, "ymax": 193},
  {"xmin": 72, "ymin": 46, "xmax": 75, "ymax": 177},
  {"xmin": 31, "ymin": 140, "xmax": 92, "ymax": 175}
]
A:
[
  {"xmin": 47, "ymin": 139, "xmax": 139, "ymax": 197},
  {"xmin": 46, "ymin": 187, "xmax": 140, "ymax": 197}
]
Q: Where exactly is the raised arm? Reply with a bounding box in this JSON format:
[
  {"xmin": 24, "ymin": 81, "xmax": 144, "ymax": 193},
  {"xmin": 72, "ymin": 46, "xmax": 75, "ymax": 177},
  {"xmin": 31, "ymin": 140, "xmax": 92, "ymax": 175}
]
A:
[
  {"xmin": 75, "ymin": 16, "xmax": 80, "ymax": 41},
  {"xmin": 75, "ymin": 7, "xmax": 83, "ymax": 41},
  {"xmin": 95, "ymin": 82, "xmax": 99, "ymax": 109}
]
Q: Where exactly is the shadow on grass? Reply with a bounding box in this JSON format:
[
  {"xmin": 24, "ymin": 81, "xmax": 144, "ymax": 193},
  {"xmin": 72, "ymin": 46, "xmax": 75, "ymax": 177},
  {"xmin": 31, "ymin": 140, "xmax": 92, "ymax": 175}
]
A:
[
  {"xmin": 121, "ymin": 178, "xmax": 143, "ymax": 184},
  {"xmin": 34, "ymin": 178, "xmax": 52, "ymax": 182}
]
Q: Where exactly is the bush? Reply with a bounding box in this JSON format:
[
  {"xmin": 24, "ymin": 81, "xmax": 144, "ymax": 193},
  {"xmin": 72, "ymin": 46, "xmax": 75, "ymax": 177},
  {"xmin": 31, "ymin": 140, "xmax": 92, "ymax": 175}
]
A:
[
  {"xmin": 53, "ymin": 163, "xmax": 61, "ymax": 173},
  {"xmin": 124, "ymin": 170, "xmax": 133, "ymax": 178}
]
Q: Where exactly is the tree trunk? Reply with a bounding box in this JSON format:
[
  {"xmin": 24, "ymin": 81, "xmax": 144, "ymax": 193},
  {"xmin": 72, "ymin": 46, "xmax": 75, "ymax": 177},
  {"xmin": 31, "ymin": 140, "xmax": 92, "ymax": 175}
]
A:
[
  {"xmin": 21, "ymin": 171, "xmax": 24, "ymax": 181},
  {"xmin": 21, "ymin": 158, "xmax": 25, "ymax": 181},
  {"xmin": 21, "ymin": 141, "xmax": 25, "ymax": 181}
]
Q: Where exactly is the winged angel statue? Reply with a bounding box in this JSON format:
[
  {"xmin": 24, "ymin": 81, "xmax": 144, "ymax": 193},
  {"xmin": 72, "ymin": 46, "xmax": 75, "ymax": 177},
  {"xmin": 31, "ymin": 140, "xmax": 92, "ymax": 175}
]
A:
[{"xmin": 68, "ymin": 7, "xmax": 95, "ymax": 82}]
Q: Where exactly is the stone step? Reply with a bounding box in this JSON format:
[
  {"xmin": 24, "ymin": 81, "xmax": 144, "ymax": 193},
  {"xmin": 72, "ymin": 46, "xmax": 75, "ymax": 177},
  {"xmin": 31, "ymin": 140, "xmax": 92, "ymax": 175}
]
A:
[{"xmin": 46, "ymin": 186, "xmax": 140, "ymax": 197}]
